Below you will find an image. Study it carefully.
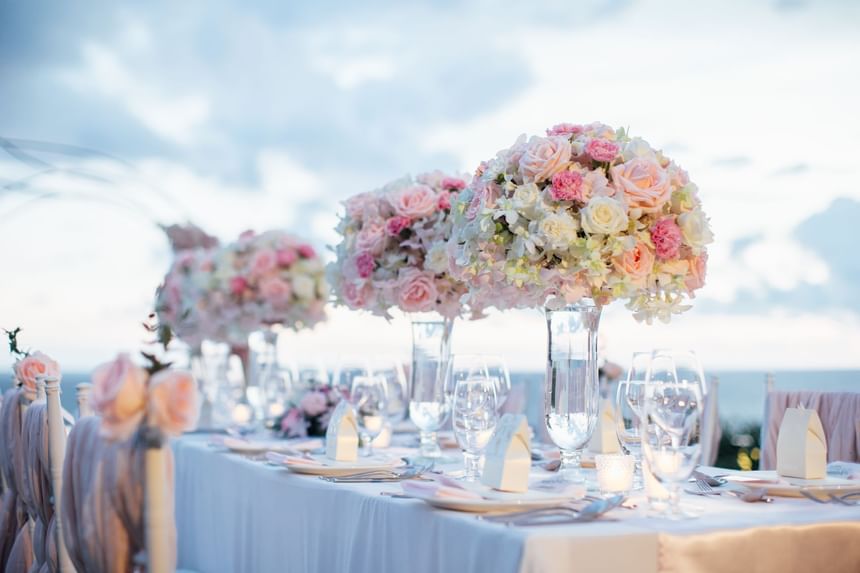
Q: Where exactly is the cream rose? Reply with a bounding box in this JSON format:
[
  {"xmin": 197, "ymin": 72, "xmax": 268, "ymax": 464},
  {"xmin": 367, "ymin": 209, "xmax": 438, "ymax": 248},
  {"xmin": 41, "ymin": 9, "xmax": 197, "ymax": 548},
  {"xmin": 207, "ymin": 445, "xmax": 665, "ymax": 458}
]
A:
[
  {"xmin": 91, "ymin": 353, "xmax": 148, "ymax": 441},
  {"xmin": 425, "ymin": 243, "xmax": 449, "ymax": 274},
  {"xmin": 388, "ymin": 184, "xmax": 438, "ymax": 219},
  {"xmin": 148, "ymin": 369, "xmax": 199, "ymax": 436},
  {"xmin": 610, "ymin": 157, "xmax": 672, "ymax": 213},
  {"xmin": 581, "ymin": 196, "xmax": 628, "ymax": 235},
  {"xmin": 292, "ymin": 274, "xmax": 316, "ymax": 301},
  {"xmin": 539, "ymin": 212, "xmax": 580, "ymax": 250},
  {"xmin": 519, "ymin": 136, "xmax": 572, "ymax": 183},
  {"xmin": 512, "ymin": 183, "xmax": 540, "ymax": 210},
  {"xmin": 678, "ymin": 210, "xmax": 714, "ymax": 249},
  {"xmin": 396, "ymin": 268, "xmax": 438, "ymax": 312}
]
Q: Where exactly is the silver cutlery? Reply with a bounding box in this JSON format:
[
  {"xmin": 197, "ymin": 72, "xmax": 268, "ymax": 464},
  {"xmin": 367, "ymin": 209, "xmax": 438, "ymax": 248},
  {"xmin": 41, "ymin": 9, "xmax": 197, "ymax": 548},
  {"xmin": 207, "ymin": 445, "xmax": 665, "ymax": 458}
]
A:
[
  {"xmin": 692, "ymin": 469, "xmax": 727, "ymax": 487},
  {"xmin": 800, "ymin": 489, "xmax": 860, "ymax": 505},
  {"xmin": 478, "ymin": 495, "xmax": 625, "ymax": 527},
  {"xmin": 320, "ymin": 464, "xmax": 432, "ymax": 483},
  {"xmin": 724, "ymin": 488, "xmax": 773, "ymax": 503}
]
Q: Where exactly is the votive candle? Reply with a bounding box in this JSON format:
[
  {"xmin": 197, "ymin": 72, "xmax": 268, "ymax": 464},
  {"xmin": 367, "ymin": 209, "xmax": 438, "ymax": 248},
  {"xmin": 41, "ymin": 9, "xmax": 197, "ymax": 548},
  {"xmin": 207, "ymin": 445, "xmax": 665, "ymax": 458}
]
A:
[{"xmin": 595, "ymin": 454, "xmax": 635, "ymax": 494}]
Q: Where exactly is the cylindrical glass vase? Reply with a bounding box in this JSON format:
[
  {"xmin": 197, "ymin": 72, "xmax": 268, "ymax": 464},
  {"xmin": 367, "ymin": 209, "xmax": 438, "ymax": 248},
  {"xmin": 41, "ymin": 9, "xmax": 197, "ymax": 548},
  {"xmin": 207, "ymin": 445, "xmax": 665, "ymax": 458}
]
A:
[{"xmin": 408, "ymin": 316, "xmax": 454, "ymax": 459}]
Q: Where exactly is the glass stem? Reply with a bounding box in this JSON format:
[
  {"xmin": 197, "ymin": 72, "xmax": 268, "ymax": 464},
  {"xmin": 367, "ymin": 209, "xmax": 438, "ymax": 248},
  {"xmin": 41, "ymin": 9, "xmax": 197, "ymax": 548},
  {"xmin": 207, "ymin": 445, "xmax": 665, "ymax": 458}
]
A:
[
  {"xmin": 419, "ymin": 431, "xmax": 440, "ymax": 458},
  {"xmin": 560, "ymin": 449, "xmax": 584, "ymax": 482},
  {"xmin": 633, "ymin": 454, "xmax": 644, "ymax": 490},
  {"xmin": 463, "ymin": 452, "xmax": 481, "ymax": 481},
  {"xmin": 668, "ymin": 483, "xmax": 682, "ymax": 516},
  {"xmin": 361, "ymin": 432, "xmax": 373, "ymax": 457}
]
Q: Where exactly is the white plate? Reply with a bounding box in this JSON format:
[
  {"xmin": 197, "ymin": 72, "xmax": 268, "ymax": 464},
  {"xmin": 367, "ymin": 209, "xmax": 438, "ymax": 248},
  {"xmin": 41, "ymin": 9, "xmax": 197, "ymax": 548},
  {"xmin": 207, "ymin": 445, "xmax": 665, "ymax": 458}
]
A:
[
  {"xmin": 270, "ymin": 453, "xmax": 403, "ymax": 477},
  {"xmin": 219, "ymin": 437, "xmax": 322, "ymax": 455},
  {"xmin": 725, "ymin": 470, "xmax": 860, "ymax": 498},
  {"xmin": 410, "ymin": 485, "xmax": 581, "ymax": 513}
]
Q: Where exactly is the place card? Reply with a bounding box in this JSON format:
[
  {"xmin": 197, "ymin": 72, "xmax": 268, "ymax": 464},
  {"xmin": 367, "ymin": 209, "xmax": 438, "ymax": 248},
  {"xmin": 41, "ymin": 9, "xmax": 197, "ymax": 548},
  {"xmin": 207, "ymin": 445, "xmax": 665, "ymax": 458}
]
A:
[
  {"xmin": 777, "ymin": 407, "xmax": 827, "ymax": 479},
  {"xmin": 325, "ymin": 401, "xmax": 359, "ymax": 462},
  {"xmin": 481, "ymin": 414, "xmax": 530, "ymax": 493},
  {"xmin": 587, "ymin": 398, "xmax": 620, "ymax": 454}
]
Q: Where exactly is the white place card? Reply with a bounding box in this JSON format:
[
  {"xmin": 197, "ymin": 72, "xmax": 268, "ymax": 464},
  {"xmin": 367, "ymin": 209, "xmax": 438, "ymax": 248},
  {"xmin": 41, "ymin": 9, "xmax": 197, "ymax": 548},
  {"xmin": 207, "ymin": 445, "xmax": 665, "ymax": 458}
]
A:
[
  {"xmin": 777, "ymin": 407, "xmax": 827, "ymax": 479},
  {"xmin": 587, "ymin": 398, "xmax": 620, "ymax": 454},
  {"xmin": 481, "ymin": 414, "xmax": 530, "ymax": 493},
  {"xmin": 325, "ymin": 401, "xmax": 359, "ymax": 462}
]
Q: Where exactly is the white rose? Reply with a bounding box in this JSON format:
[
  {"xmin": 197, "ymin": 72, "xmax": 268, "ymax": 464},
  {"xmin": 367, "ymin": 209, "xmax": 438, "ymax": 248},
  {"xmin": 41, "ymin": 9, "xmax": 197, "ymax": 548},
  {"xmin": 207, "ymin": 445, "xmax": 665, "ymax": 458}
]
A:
[
  {"xmin": 425, "ymin": 243, "xmax": 449, "ymax": 274},
  {"xmin": 292, "ymin": 275, "xmax": 316, "ymax": 300},
  {"xmin": 678, "ymin": 210, "xmax": 714, "ymax": 248},
  {"xmin": 620, "ymin": 137, "xmax": 657, "ymax": 161},
  {"xmin": 512, "ymin": 183, "xmax": 540, "ymax": 209},
  {"xmin": 539, "ymin": 212, "xmax": 579, "ymax": 250},
  {"xmin": 581, "ymin": 196, "xmax": 628, "ymax": 235}
]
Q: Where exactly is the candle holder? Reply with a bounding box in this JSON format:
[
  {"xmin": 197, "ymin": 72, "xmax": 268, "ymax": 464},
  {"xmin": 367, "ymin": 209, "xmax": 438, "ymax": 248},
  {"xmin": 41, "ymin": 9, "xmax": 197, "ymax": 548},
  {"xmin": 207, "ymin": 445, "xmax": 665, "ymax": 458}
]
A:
[{"xmin": 595, "ymin": 454, "xmax": 634, "ymax": 495}]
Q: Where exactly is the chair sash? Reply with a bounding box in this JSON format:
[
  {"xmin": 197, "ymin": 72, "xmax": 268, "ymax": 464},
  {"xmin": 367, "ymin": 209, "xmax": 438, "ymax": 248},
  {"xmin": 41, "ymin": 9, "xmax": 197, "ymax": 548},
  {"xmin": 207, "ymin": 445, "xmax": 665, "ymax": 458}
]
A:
[{"xmin": 0, "ymin": 388, "xmax": 29, "ymax": 568}]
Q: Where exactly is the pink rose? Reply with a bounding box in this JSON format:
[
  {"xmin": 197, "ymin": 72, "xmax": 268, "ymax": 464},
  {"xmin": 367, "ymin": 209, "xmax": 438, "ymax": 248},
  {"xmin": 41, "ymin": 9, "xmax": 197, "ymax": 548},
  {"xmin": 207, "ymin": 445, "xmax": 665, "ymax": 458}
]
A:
[
  {"xmin": 230, "ymin": 276, "xmax": 248, "ymax": 296},
  {"xmin": 437, "ymin": 191, "xmax": 452, "ymax": 211},
  {"xmin": 259, "ymin": 276, "xmax": 292, "ymax": 306},
  {"xmin": 396, "ymin": 268, "xmax": 438, "ymax": 313},
  {"xmin": 546, "ymin": 123, "xmax": 584, "ymax": 137},
  {"xmin": 14, "ymin": 351, "xmax": 61, "ymax": 394},
  {"xmin": 585, "ymin": 139, "xmax": 619, "ymax": 163},
  {"xmin": 299, "ymin": 391, "xmax": 328, "ymax": 417},
  {"xmin": 250, "ymin": 248, "xmax": 277, "ymax": 277},
  {"xmin": 685, "ymin": 252, "xmax": 708, "ymax": 293},
  {"xmin": 277, "ymin": 248, "xmax": 298, "ymax": 267},
  {"xmin": 610, "ymin": 158, "xmax": 671, "ymax": 213},
  {"xmin": 91, "ymin": 353, "xmax": 148, "ymax": 441},
  {"xmin": 355, "ymin": 252, "xmax": 375, "ymax": 279},
  {"xmin": 298, "ymin": 245, "xmax": 316, "ymax": 259},
  {"xmin": 356, "ymin": 220, "xmax": 387, "ymax": 256},
  {"xmin": 345, "ymin": 192, "xmax": 378, "ymax": 220},
  {"xmin": 281, "ymin": 407, "xmax": 307, "ymax": 438},
  {"xmin": 613, "ymin": 242, "xmax": 655, "ymax": 287},
  {"xmin": 440, "ymin": 177, "xmax": 467, "ymax": 191},
  {"xmin": 650, "ymin": 217, "xmax": 683, "ymax": 260},
  {"xmin": 550, "ymin": 171, "xmax": 584, "ymax": 202},
  {"xmin": 148, "ymin": 369, "xmax": 199, "ymax": 436},
  {"xmin": 388, "ymin": 184, "xmax": 438, "ymax": 219},
  {"xmin": 342, "ymin": 281, "xmax": 373, "ymax": 309},
  {"xmin": 519, "ymin": 136, "xmax": 572, "ymax": 183},
  {"xmin": 385, "ymin": 215, "xmax": 412, "ymax": 237}
]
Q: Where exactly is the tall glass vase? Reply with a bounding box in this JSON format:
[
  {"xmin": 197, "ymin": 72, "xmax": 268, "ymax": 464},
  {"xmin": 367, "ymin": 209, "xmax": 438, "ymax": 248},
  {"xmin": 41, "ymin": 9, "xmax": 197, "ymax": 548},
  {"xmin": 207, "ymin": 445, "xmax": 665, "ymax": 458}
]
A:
[
  {"xmin": 250, "ymin": 326, "xmax": 294, "ymax": 426},
  {"xmin": 545, "ymin": 300, "xmax": 601, "ymax": 484},
  {"xmin": 408, "ymin": 316, "xmax": 454, "ymax": 459}
]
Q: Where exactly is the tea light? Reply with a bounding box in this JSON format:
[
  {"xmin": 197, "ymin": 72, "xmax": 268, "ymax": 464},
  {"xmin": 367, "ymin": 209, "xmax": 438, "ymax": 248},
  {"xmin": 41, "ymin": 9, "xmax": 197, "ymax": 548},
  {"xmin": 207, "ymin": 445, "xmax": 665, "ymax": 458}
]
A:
[
  {"xmin": 595, "ymin": 454, "xmax": 635, "ymax": 494},
  {"xmin": 231, "ymin": 403, "xmax": 253, "ymax": 425}
]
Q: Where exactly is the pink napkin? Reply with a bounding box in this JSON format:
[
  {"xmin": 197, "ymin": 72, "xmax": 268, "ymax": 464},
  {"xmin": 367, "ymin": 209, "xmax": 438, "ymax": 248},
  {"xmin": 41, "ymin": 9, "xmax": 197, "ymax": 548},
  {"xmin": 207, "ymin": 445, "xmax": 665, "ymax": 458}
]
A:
[
  {"xmin": 265, "ymin": 451, "xmax": 324, "ymax": 467},
  {"xmin": 401, "ymin": 475, "xmax": 482, "ymax": 500}
]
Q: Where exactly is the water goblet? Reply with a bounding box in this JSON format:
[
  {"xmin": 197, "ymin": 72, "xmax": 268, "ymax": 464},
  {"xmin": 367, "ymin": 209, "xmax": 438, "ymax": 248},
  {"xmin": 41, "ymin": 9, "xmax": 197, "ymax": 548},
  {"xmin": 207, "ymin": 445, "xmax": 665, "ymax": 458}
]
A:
[
  {"xmin": 350, "ymin": 375, "xmax": 389, "ymax": 457},
  {"xmin": 451, "ymin": 375, "xmax": 498, "ymax": 481}
]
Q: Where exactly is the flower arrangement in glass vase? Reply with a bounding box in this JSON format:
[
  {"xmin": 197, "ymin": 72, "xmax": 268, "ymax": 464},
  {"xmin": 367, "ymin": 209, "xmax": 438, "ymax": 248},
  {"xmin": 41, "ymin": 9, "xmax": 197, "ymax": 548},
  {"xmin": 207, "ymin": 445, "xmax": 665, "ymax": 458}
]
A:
[
  {"xmin": 275, "ymin": 383, "xmax": 346, "ymax": 438},
  {"xmin": 328, "ymin": 171, "xmax": 483, "ymax": 320},
  {"xmin": 447, "ymin": 122, "xmax": 713, "ymax": 321}
]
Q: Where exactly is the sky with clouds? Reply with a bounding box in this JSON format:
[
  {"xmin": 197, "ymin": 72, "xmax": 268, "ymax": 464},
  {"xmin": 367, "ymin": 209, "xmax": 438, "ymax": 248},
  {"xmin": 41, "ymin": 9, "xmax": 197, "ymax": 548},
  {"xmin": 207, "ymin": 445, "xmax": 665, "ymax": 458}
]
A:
[{"xmin": 1, "ymin": 0, "xmax": 859, "ymax": 372}]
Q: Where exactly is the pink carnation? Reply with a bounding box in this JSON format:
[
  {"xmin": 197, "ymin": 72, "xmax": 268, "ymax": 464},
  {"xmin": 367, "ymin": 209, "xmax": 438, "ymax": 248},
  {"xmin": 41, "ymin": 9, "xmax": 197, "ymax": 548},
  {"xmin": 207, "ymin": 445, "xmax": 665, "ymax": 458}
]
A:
[
  {"xmin": 585, "ymin": 139, "xmax": 619, "ymax": 162},
  {"xmin": 277, "ymin": 248, "xmax": 298, "ymax": 267},
  {"xmin": 650, "ymin": 217, "xmax": 683, "ymax": 260},
  {"xmin": 230, "ymin": 276, "xmax": 248, "ymax": 296},
  {"xmin": 550, "ymin": 171, "xmax": 584, "ymax": 202},
  {"xmin": 385, "ymin": 215, "xmax": 412, "ymax": 237},
  {"xmin": 355, "ymin": 252, "xmax": 375, "ymax": 279},
  {"xmin": 440, "ymin": 177, "xmax": 467, "ymax": 191},
  {"xmin": 437, "ymin": 191, "xmax": 452, "ymax": 211},
  {"xmin": 298, "ymin": 244, "xmax": 316, "ymax": 259},
  {"xmin": 546, "ymin": 123, "xmax": 584, "ymax": 136}
]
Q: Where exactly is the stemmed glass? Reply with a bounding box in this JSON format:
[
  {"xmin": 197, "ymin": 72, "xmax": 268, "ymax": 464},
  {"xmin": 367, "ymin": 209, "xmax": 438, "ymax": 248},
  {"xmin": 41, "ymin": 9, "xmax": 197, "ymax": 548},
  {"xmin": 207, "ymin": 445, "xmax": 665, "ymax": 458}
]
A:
[
  {"xmin": 640, "ymin": 352, "xmax": 705, "ymax": 519},
  {"xmin": 449, "ymin": 356, "xmax": 499, "ymax": 481},
  {"xmin": 614, "ymin": 379, "xmax": 646, "ymax": 490},
  {"xmin": 333, "ymin": 357, "xmax": 371, "ymax": 399},
  {"xmin": 350, "ymin": 375, "xmax": 389, "ymax": 457},
  {"xmin": 372, "ymin": 357, "xmax": 409, "ymax": 425},
  {"xmin": 482, "ymin": 354, "xmax": 511, "ymax": 413}
]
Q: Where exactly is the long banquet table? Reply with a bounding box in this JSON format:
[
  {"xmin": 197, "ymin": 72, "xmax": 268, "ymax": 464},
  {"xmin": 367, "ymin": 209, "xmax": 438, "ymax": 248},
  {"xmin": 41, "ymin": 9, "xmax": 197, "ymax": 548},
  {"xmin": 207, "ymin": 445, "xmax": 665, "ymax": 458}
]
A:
[{"xmin": 172, "ymin": 436, "xmax": 860, "ymax": 573}]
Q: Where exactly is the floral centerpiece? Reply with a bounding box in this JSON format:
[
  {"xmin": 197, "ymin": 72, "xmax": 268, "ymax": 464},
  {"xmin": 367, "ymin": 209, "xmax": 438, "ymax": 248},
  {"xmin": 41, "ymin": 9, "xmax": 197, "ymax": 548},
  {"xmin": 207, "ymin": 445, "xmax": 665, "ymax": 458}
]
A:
[
  {"xmin": 275, "ymin": 383, "xmax": 344, "ymax": 438},
  {"xmin": 447, "ymin": 122, "xmax": 713, "ymax": 322},
  {"xmin": 328, "ymin": 171, "xmax": 482, "ymax": 319}
]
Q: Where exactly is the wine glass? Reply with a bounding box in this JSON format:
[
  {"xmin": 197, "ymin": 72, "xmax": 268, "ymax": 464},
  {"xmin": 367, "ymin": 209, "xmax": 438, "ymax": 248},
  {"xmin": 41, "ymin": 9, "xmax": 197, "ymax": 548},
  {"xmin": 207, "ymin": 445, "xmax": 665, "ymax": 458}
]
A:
[
  {"xmin": 333, "ymin": 356, "xmax": 371, "ymax": 399},
  {"xmin": 641, "ymin": 355, "xmax": 704, "ymax": 519},
  {"xmin": 350, "ymin": 375, "xmax": 389, "ymax": 457},
  {"xmin": 371, "ymin": 357, "xmax": 409, "ymax": 425},
  {"xmin": 449, "ymin": 363, "xmax": 498, "ymax": 481},
  {"xmin": 614, "ymin": 379, "xmax": 646, "ymax": 489},
  {"xmin": 483, "ymin": 354, "xmax": 512, "ymax": 413}
]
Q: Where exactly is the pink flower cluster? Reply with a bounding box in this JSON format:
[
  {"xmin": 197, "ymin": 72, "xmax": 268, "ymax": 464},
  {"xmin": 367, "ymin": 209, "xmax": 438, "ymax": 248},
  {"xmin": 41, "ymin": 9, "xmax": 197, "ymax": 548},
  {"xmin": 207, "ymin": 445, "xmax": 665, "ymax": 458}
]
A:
[
  {"xmin": 329, "ymin": 171, "xmax": 481, "ymax": 319},
  {"xmin": 278, "ymin": 383, "xmax": 344, "ymax": 438}
]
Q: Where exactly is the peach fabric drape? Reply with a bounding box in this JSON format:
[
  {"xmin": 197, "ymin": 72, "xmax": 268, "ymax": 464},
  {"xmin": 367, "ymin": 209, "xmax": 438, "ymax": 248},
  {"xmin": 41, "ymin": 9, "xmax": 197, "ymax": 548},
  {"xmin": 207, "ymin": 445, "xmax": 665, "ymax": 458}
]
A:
[{"xmin": 761, "ymin": 391, "xmax": 860, "ymax": 470}]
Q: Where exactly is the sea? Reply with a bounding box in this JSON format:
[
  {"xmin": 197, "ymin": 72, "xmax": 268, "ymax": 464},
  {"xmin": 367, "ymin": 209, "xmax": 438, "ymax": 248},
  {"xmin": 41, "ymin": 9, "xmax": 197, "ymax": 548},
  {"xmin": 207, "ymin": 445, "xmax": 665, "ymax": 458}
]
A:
[{"xmin": 2, "ymin": 369, "xmax": 857, "ymax": 430}]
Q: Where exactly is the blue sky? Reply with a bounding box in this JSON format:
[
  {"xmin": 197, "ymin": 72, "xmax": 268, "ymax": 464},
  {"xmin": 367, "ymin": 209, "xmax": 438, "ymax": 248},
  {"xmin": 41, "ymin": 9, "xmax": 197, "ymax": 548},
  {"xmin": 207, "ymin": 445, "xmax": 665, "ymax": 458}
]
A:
[{"xmin": 2, "ymin": 0, "xmax": 860, "ymax": 371}]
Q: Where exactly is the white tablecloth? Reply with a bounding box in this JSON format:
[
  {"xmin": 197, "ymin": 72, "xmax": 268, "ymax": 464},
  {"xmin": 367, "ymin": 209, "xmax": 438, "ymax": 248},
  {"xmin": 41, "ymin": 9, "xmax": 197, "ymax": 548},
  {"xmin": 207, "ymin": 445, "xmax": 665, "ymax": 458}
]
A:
[{"xmin": 172, "ymin": 436, "xmax": 860, "ymax": 573}]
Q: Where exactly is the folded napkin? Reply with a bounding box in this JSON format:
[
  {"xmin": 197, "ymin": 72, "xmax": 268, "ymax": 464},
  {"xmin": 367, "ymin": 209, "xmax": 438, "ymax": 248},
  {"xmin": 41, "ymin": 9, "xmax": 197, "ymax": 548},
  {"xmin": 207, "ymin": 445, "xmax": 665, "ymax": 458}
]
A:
[
  {"xmin": 827, "ymin": 461, "xmax": 860, "ymax": 480},
  {"xmin": 401, "ymin": 475, "xmax": 482, "ymax": 500},
  {"xmin": 265, "ymin": 452, "xmax": 325, "ymax": 467}
]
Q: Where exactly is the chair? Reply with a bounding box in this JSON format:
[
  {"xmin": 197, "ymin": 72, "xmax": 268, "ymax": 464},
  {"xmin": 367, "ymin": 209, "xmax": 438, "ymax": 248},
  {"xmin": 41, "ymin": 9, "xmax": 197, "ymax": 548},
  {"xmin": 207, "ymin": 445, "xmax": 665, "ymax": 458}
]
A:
[
  {"xmin": 0, "ymin": 387, "xmax": 31, "ymax": 570},
  {"xmin": 760, "ymin": 377, "xmax": 860, "ymax": 470}
]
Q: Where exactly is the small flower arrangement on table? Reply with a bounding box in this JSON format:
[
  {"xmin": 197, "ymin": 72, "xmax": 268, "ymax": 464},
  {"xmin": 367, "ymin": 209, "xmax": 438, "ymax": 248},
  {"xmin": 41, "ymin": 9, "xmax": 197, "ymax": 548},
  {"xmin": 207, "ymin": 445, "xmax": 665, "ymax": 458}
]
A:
[{"xmin": 274, "ymin": 383, "xmax": 346, "ymax": 439}]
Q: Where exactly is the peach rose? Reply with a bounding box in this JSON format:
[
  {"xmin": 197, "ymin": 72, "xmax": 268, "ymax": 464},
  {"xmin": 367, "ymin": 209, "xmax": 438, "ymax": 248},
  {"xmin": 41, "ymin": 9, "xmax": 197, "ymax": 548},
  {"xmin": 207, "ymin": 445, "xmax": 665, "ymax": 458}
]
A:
[
  {"xmin": 685, "ymin": 252, "xmax": 708, "ymax": 293},
  {"xmin": 92, "ymin": 353, "xmax": 148, "ymax": 441},
  {"xmin": 388, "ymin": 184, "xmax": 438, "ymax": 219},
  {"xmin": 356, "ymin": 219, "xmax": 387, "ymax": 256},
  {"xmin": 519, "ymin": 136, "xmax": 572, "ymax": 183},
  {"xmin": 148, "ymin": 369, "xmax": 199, "ymax": 436},
  {"xmin": 396, "ymin": 268, "xmax": 438, "ymax": 313},
  {"xmin": 610, "ymin": 157, "xmax": 672, "ymax": 213},
  {"xmin": 14, "ymin": 351, "xmax": 61, "ymax": 395},
  {"xmin": 613, "ymin": 242, "xmax": 655, "ymax": 287}
]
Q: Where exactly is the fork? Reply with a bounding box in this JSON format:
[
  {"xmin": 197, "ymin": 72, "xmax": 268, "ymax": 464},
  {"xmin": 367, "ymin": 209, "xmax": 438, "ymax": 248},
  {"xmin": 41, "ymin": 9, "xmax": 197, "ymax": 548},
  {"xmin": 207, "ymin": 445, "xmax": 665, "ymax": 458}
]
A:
[
  {"xmin": 800, "ymin": 489, "xmax": 860, "ymax": 505},
  {"xmin": 690, "ymin": 479, "xmax": 721, "ymax": 495}
]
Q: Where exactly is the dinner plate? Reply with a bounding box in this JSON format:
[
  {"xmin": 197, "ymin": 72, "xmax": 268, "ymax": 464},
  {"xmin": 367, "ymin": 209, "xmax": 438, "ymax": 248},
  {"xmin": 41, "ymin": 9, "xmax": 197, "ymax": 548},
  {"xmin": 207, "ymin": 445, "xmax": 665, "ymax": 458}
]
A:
[
  {"xmin": 409, "ymin": 484, "xmax": 581, "ymax": 513},
  {"xmin": 269, "ymin": 453, "xmax": 404, "ymax": 477},
  {"xmin": 218, "ymin": 437, "xmax": 322, "ymax": 455},
  {"xmin": 724, "ymin": 470, "xmax": 860, "ymax": 498}
]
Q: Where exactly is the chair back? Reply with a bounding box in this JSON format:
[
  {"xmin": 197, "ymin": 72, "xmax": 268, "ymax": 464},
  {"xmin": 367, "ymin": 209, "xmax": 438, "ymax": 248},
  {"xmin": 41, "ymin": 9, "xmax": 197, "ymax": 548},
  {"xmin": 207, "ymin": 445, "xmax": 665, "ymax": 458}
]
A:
[
  {"xmin": 44, "ymin": 377, "xmax": 75, "ymax": 572},
  {"xmin": 761, "ymin": 387, "xmax": 860, "ymax": 470},
  {"xmin": 75, "ymin": 384, "xmax": 93, "ymax": 419}
]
